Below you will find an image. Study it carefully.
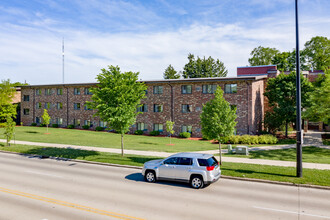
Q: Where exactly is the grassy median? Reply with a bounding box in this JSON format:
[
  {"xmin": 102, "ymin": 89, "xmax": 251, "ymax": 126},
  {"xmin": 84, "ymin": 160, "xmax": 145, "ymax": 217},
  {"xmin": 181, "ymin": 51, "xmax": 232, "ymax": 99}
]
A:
[
  {"xmin": 224, "ymin": 146, "xmax": 330, "ymax": 164},
  {"xmin": 1, "ymin": 144, "xmax": 329, "ymax": 187}
]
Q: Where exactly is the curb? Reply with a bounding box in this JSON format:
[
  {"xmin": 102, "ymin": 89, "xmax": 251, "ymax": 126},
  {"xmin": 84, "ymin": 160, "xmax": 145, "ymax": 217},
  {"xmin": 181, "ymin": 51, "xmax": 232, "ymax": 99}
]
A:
[{"xmin": 1, "ymin": 150, "xmax": 329, "ymax": 190}]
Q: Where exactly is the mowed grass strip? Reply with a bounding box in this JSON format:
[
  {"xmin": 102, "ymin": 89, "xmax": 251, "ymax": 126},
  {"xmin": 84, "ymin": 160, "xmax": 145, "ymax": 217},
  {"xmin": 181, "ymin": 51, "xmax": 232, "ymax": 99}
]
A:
[
  {"xmin": 1, "ymin": 144, "xmax": 329, "ymax": 187},
  {"xmin": 1, "ymin": 126, "xmax": 218, "ymax": 152},
  {"xmin": 224, "ymin": 146, "xmax": 330, "ymax": 164}
]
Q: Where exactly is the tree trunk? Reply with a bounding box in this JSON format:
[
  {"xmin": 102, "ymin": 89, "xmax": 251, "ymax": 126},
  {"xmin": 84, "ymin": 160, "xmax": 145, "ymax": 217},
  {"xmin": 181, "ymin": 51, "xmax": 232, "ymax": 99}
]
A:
[
  {"xmin": 121, "ymin": 133, "xmax": 124, "ymax": 156},
  {"xmin": 219, "ymin": 141, "xmax": 222, "ymax": 165},
  {"xmin": 285, "ymin": 121, "xmax": 288, "ymax": 138}
]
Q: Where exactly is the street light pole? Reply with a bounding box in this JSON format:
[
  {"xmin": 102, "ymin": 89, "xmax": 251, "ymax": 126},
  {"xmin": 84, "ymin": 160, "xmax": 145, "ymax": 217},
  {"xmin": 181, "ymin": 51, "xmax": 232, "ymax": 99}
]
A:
[{"xmin": 295, "ymin": 0, "xmax": 303, "ymax": 177}]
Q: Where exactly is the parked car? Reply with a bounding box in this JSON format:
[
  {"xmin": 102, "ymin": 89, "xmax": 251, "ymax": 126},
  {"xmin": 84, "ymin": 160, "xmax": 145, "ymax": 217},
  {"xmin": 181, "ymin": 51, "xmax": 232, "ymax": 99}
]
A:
[{"xmin": 142, "ymin": 152, "xmax": 221, "ymax": 189}]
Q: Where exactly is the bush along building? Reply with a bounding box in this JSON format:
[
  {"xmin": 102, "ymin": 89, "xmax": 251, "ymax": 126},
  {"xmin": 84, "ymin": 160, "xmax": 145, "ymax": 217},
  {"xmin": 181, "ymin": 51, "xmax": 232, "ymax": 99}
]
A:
[{"xmin": 20, "ymin": 75, "xmax": 266, "ymax": 137}]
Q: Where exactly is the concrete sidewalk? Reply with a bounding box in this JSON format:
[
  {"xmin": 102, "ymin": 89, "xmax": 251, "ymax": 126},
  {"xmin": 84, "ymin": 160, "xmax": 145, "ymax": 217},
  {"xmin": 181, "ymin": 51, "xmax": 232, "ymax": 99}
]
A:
[{"xmin": 1, "ymin": 139, "xmax": 330, "ymax": 170}]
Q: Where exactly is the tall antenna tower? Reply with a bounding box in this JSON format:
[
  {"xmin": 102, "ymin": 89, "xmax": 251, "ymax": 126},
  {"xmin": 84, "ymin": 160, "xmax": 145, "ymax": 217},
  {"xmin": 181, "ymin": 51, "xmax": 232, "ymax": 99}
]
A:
[{"xmin": 62, "ymin": 37, "xmax": 65, "ymax": 84}]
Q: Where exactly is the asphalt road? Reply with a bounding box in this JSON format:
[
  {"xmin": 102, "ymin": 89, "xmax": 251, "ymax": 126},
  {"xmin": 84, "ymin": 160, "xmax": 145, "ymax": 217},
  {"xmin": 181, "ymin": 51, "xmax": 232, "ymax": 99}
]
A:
[{"xmin": 0, "ymin": 152, "xmax": 329, "ymax": 220}]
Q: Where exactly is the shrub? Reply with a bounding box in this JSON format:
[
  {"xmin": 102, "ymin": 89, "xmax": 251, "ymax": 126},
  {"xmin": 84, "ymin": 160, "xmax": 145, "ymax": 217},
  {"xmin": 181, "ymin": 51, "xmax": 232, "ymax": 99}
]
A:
[
  {"xmin": 95, "ymin": 126, "xmax": 105, "ymax": 131},
  {"xmin": 82, "ymin": 125, "xmax": 90, "ymax": 130},
  {"xmin": 228, "ymin": 135, "xmax": 240, "ymax": 144},
  {"xmin": 179, "ymin": 132, "xmax": 191, "ymax": 138},
  {"xmin": 39, "ymin": 123, "xmax": 46, "ymax": 127},
  {"xmin": 52, "ymin": 124, "xmax": 59, "ymax": 128},
  {"xmin": 149, "ymin": 131, "xmax": 160, "ymax": 136},
  {"xmin": 67, "ymin": 124, "xmax": 75, "ymax": 129},
  {"xmin": 134, "ymin": 130, "xmax": 144, "ymax": 135},
  {"xmin": 31, "ymin": 123, "xmax": 37, "ymax": 126},
  {"xmin": 258, "ymin": 135, "xmax": 277, "ymax": 144}
]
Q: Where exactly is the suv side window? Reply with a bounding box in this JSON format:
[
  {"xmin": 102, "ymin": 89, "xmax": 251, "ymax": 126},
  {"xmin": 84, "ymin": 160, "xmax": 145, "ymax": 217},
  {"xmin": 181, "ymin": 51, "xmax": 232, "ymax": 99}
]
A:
[
  {"xmin": 197, "ymin": 159, "xmax": 208, "ymax": 166},
  {"xmin": 178, "ymin": 157, "xmax": 192, "ymax": 166},
  {"xmin": 164, "ymin": 157, "xmax": 178, "ymax": 165}
]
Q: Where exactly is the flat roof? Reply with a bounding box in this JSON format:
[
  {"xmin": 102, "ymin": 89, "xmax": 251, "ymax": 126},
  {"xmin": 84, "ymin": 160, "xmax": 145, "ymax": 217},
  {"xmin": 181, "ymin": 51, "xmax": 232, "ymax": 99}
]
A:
[{"xmin": 21, "ymin": 76, "xmax": 267, "ymax": 88}]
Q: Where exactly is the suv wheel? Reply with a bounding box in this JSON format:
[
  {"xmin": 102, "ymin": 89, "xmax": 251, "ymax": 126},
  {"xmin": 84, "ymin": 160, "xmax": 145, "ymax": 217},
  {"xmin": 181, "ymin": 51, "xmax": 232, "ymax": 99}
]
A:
[
  {"xmin": 190, "ymin": 176, "xmax": 204, "ymax": 189},
  {"xmin": 145, "ymin": 170, "xmax": 156, "ymax": 183}
]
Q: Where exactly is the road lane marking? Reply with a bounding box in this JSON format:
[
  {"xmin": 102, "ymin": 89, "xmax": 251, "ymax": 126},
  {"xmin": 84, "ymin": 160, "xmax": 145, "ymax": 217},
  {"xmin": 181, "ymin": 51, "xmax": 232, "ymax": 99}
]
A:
[
  {"xmin": 0, "ymin": 187, "xmax": 145, "ymax": 220},
  {"xmin": 25, "ymin": 170, "xmax": 64, "ymax": 178},
  {"xmin": 253, "ymin": 206, "xmax": 330, "ymax": 219}
]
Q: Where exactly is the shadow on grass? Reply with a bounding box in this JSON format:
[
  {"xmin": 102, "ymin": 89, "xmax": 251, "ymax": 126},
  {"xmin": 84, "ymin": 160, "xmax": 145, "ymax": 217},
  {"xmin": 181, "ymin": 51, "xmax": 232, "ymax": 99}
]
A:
[
  {"xmin": 221, "ymin": 167, "xmax": 295, "ymax": 178},
  {"xmin": 127, "ymin": 156, "xmax": 163, "ymax": 164},
  {"xmin": 22, "ymin": 147, "xmax": 99, "ymax": 159},
  {"xmin": 125, "ymin": 172, "xmax": 194, "ymax": 189},
  {"xmin": 24, "ymin": 131, "xmax": 39, "ymax": 134},
  {"xmin": 138, "ymin": 141, "xmax": 159, "ymax": 145}
]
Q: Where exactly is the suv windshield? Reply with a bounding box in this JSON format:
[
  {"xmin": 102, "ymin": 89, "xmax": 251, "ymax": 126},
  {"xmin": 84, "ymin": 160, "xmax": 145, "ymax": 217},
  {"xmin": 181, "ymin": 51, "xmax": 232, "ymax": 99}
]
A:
[{"xmin": 197, "ymin": 157, "xmax": 218, "ymax": 167}]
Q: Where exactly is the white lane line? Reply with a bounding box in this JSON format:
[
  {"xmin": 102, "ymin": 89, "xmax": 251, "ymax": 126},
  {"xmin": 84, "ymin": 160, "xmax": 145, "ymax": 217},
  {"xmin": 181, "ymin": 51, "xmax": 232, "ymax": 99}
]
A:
[
  {"xmin": 253, "ymin": 206, "xmax": 330, "ymax": 219},
  {"xmin": 25, "ymin": 170, "xmax": 64, "ymax": 179}
]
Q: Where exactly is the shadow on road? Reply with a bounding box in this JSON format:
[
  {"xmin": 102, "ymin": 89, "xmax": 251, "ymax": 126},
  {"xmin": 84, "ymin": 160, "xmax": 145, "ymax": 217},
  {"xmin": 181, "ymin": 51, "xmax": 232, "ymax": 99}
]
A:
[{"xmin": 125, "ymin": 172, "xmax": 204, "ymax": 189}]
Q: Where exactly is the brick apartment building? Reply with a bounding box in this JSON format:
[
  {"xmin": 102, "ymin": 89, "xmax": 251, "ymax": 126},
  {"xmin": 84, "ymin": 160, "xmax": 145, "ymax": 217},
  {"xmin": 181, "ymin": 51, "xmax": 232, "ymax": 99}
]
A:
[{"xmin": 20, "ymin": 75, "xmax": 266, "ymax": 137}]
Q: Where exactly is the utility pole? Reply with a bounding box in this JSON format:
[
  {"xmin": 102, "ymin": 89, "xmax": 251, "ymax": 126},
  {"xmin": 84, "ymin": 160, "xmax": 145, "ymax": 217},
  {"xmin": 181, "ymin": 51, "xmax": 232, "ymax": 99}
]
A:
[{"xmin": 295, "ymin": 0, "xmax": 303, "ymax": 177}]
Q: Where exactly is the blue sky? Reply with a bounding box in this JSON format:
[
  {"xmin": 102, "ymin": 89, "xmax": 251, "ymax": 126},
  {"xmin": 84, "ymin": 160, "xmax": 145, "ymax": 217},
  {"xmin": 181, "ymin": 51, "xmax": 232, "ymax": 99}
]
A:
[{"xmin": 1, "ymin": 0, "xmax": 329, "ymax": 84}]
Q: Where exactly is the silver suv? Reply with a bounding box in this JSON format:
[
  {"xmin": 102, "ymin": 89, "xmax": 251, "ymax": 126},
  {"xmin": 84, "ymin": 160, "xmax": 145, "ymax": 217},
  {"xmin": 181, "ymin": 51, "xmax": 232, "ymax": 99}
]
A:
[{"xmin": 142, "ymin": 152, "xmax": 221, "ymax": 189}]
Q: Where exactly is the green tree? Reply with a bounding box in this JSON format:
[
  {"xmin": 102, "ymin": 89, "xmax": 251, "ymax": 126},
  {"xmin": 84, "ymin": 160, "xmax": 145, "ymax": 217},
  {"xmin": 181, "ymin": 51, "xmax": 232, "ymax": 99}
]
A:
[
  {"xmin": 3, "ymin": 116, "xmax": 16, "ymax": 146},
  {"xmin": 303, "ymin": 36, "xmax": 330, "ymax": 70},
  {"xmin": 182, "ymin": 53, "xmax": 228, "ymax": 78},
  {"xmin": 42, "ymin": 109, "xmax": 51, "ymax": 133},
  {"xmin": 200, "ymin": 87, "xmax": 237, "ymax": 165},
  {"xmin": 88, "ymin": 65, "xmax": 147, "ymax": 156},
  {"xmin": 164, "ymin": 65, "xmax": 180, "ymax": 79},
  {"xmin": 304, "ymin": 69, "xmax": 330, "ymax": 124},
  {"xmin": 248, "ymin": 46, "xmax": 279, "ymax": 66},
  {"xmin": 166, "ymin": 120, "xmax": 175, "ymax": 144},
  {"xmin": 0, "ymin": 79, "xmax": 17, "ymax": 126},
  {"xmin": 272, "ymin": 51, "xmax": 296, "ymax": 72},
  {"xmin": 264, "ymin": 72, "xmax": 313, "ymax": 136}
]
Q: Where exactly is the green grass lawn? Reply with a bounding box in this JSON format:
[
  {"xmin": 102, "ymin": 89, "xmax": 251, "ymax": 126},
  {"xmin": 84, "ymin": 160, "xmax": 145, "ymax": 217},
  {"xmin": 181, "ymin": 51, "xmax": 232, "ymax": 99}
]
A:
[
  {"xmin": 1, "ymin": 143, "xmax": 329, "ymax": 187},
  {"xmin": 1, "ymin": 126, "xmax": 221, "ymax": 152},
  {"xmin": 223, "ymin": 146, "xmax": 330, "ymax": 164}
]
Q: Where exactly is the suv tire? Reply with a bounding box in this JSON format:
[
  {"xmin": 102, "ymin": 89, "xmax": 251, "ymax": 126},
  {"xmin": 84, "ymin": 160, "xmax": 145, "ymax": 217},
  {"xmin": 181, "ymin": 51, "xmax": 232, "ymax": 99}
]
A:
[
  {"xmin": 190, "ymin": 175, "xmax": 204, "ymax": 189},
  {"xmin": 145, "ymin": 170, "xmax": 156, "ymax": 183}
]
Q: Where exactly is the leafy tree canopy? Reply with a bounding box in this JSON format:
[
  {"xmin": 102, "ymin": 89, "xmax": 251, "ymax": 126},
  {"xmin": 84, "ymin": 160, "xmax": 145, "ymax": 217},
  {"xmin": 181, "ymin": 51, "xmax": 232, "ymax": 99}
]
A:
[
  {"xmin": 163, "ymin": 65, "xmax": 180, "ymax": 79},
  {"xmin": 88, "ymin": 65, "xmax": 147, "ymax": 156},
  {"xmin": 182, "ymin": 53, "xmax": 228, "ymax": 78},
  {"xmin": 303, "ymin": 36, "xmax": 330, "ymax": 70},
  {"xmin": 248, "ymin": 46, "xmax": 280, "ymax": 66},
  {"xmin": 0, "ymin": 79, "xmax": 17, "ymax": 123}
]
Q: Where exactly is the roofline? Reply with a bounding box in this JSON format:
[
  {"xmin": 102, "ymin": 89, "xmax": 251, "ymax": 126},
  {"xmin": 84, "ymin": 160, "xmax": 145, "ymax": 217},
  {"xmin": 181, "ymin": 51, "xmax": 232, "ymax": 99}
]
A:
[
  {"xmin": 237, "ymin": 65, "xmax": 277, "ymax": 68},
  {"xmin": 21, "ymin": 76, "xmax": 267, "ymax": 88}
]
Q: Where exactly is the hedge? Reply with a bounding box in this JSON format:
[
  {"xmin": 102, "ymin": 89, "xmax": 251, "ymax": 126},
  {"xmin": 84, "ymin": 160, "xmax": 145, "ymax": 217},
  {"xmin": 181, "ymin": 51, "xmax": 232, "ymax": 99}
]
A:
[{"xmin": 179, "ymin": 132, "xmax": 191, "ymax": 138}]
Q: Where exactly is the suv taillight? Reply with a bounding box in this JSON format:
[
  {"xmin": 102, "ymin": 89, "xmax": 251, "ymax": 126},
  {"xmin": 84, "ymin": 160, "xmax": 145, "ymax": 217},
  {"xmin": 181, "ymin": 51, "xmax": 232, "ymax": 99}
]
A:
[{"xmin": 206, "ymin": 166, "xmax": 214, "ymax": 171}]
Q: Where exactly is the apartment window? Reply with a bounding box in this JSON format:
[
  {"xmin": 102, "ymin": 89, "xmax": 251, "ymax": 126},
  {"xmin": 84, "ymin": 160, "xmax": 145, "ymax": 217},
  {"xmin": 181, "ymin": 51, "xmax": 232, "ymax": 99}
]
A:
[
  {"xmin": 45, "ymin": 102, "xmax": 51, "ymax": 109},
  {"xmin": 36, "ymin": 102, "xmax": 42, "ymax": 109},
  {"xmin": 99, "ymin": 121, "xmax": 107, "ymax": 128},
  {"xmin": 137, "ymin": 122, "xmax": 146, "ymax": 131},
  {"xmin": 74, "ymin": 88, "xmax": 80, "ymax": 95},
  {"xmin": 84, "ymin": 120, "xmax": 91, "ymax": 126},
  {"xmin": 36, "ymin": 89, "xmax": 41, "ymax": 95},
  {"xmin": 45, "ymin": 88, "xmax": 52, "ymax": 95},
  {"xmin": 182, "ymin": 125, "xmax": 192, "ymax": 133},
  {"xmin": 153, "ymin": 123, "xmax": 163, "ymax": 132},
  {"xmin": 182, "ymin": 104, "xmax": 192, "ymax": 113},
  {"xmin": 74, "ymin": 103, "xmax": 81, "ymax": 110},
  {"xmin": 202, "ymin": 85, "xmax": 217, "ymax": 94},
  {"xmin": 84, "ymin": 104, "xmax": 92, "ymax": 110},
  {"xmin": 57, "ymin": 102, "xmax": 63, "ymax": 110},
  {"xmin": 154, "ymin": 104, "xmax": 163, "ymax": 112},
  {"xmin": 35, "ymin": 117, "xmax": 41, "ymax": 124},
  {"xmin": 195, "ymin": 106, "xmax": 201, "ymax": 112},
  {"xmin": 137, "ymin": 104, "xmax": 148, "ymax": 112},
  {"xmin": 84, "ymin": 88, "xmax": 92, "ymax": 95},
  {"xmin": 153, "ymin": 86, "xmax": 163, "ymax": 94},
  {"xmin": 225, "ymin": 84, "xmax": 237, "ymax": 94},
  {"xmin": 57, "ymin": 88, "xmax": 63, "ymax": 95},
  {"xmin": 23, "ymin": 95, "xmax": 29, "ymax": 101},
  {"xmin": 23, "ymin": 109, "xmax": 29, "ymax": 115},
  {"xmin": 181, "ymin": 85, "xmax": 192, "ymax": 94},
  {"xmin": 56, "ymin": 118, "xmax": 63, "ymax": 125},
  {"xmin": 73, "ymin": 119, "xmax": 81, "ymax": 126}
]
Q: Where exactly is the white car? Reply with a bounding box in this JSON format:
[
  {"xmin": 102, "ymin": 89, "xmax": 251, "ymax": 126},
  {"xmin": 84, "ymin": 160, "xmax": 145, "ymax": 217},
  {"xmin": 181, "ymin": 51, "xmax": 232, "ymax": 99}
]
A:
[{"xmin": 142, "ymin": 152, "xmax": 221, "ymax": 189}]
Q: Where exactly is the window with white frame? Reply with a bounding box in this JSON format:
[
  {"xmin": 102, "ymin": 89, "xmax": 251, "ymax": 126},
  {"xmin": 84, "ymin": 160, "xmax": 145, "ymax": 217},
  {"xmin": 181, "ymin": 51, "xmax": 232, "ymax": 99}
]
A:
[
  {"xmin": 181, "ymin": 85, "xmax": 192, "ymax": 94},
  {"xmin": 137, "ymin": 122, "xmax": 145, "ymax": 131},
  {"xmin": 45, "ymin": 88, "xmax": 52, "ymax": 95},
  {"xmin": 182, "ymin": 104, "xmax": 192, "ymax": 113},
  {"xmin": 23, "ymin": 109, "xmax": 29, "ymax": 115},
  {"xmin": 182, "ymin": 125, "xmax": 192, "ymax": 133},
  {"xmin": 23, "ymin": 95, "xmax": 29, "ymax": 101},
  {"xmin": 154, "ymin": 104, "xmax": 163, "ymax": 112},
  {"xmin": 137, "ymin": 104, "xmax": 147, "ymax": 112},
  {"xmin": 224, "ymin": 84, "xmax": 237, "ymax": 94},
  {"xmin": 74, "ymin": 103, "xmax": 81, "ymax": 110},
  {"xmin": 36, "ymin": 102, "xmax": 42, "ymax": 109},
  {"xmin": 84, "ymin": 120, "xmax": 91, "ymax": 126},
  {"xmin": 73, "ymin": 119, "xmax": 81, "ymax": 126},
  {"xmin": 36, "ymin": 89, "xmax": 41, "ymax": 95},
  {"xmin": 57, "ymin": 102, "xmax": 63, "ymax": 110},
  {"xmin": 202, "ymin": 84, "xmax": 217, "ymax": 94},
  {"xmin": 74, "ymin": 88, "xmax": 80, "ymax": 95},
  {"xmin": 45, "ymin": 102, "xmax": 51, "ymax": 109},
  {"xmin": 99, "ymin": 121, "xmax": 107, "ymax": 128},
  {"xmin": 153, "ymin": 123, "xmax": 163, "ymax": 132},
  {"xmin": 153, "ymin": 86, "xmax": 163, "ymax": 94},
  {"xmin": 84, "ymin": 88, "xmax": 92, "ymax": 95},
  {"xmin": 57, "ymin": 88, "xmax": 63, "ymax": 95}
]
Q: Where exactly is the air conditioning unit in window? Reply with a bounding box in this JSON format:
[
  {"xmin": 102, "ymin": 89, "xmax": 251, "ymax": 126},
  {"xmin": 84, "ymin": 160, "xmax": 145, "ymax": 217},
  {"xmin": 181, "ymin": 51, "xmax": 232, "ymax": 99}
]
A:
[{"xmin": 236, "ymin": 146, "xmax": 249, "ymax": 155}]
